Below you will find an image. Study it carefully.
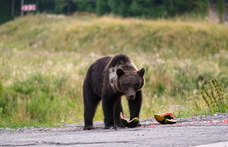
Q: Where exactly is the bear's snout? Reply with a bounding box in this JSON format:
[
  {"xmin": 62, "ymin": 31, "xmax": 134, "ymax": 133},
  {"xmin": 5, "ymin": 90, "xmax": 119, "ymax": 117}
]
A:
[
  {"xmin": 124, "ymin": 87, "xmax": 136, "ymax": 100},
  {"xmin": 126, "ymin": 89, "xmax": 136, "ymax": 100},
  {"xmin": 128, "ymin": 94, "xmax": 135, "ymax": 100}
]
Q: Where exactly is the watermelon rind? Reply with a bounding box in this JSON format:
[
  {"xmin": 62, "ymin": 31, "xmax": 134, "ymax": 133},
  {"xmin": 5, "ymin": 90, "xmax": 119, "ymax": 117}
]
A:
[{"xmin": 120, "ymin": 112, "xmax": 139, "ymax": 128}]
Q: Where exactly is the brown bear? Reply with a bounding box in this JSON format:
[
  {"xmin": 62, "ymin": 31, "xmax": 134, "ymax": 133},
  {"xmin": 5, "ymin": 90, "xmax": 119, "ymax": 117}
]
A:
[{"xmin": 83, "ymin": 54, "xmax": 145, "ymax": 130}]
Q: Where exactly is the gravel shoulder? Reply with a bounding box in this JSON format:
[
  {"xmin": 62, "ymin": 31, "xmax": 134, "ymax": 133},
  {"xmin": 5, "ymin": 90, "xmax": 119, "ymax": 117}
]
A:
[
  {"xmin": 1, "ymin": 112, "xmax": 228, "ymax": 133},
  {"xmin": 0, "ymin": 113, "xmax": 228, "ymax": 147}
]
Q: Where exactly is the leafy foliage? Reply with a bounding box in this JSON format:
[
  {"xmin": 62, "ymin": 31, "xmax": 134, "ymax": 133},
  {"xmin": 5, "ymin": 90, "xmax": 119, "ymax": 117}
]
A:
[
  {"xmin": 105, "ymin": 0, "xmax": 209, "ymax": 18},
  {"xmin": 96, "ymin": 0, "xmax": 110, "ymax": 16},
  {"xmin": 1, "ymin": 0, "xmax": 210, "ymax": 25},
  {"xmin": 216, "ymin": 0, "xmax": 226, "ymax": 23}
]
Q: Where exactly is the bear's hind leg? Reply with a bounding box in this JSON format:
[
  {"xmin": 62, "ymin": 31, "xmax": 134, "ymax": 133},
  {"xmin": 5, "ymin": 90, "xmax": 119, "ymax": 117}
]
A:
[
  {"xmin": 83, "ymin": 91, "xmax": 100, "ymax": 130},
  {"xmin": 102, "ymin": 96, "xmax": 117, "ymax": 129}
]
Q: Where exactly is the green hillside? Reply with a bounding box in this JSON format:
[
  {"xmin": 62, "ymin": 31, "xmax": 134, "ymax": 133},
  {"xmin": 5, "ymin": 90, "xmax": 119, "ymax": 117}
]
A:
[{"xmin": 0, "ymin": 14, "xmax": 228, "ymax": 127}]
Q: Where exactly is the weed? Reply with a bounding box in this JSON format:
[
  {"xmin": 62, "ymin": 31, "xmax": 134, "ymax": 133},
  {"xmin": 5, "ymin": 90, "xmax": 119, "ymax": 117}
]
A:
[{"xmin": 201, "ymin": 79, "xmax": 227, "ymax": 113}]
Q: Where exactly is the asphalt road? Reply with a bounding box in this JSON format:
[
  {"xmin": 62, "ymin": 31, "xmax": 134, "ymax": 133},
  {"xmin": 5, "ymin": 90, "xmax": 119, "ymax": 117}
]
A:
[{"xmin": 1, "ymin": 119, "xmax": 228, "ymax": 147}]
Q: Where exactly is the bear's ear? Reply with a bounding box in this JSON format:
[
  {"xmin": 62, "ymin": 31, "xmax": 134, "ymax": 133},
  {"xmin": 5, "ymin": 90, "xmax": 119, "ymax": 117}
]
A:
[
  {"xmin": 116, "ymin": 68, "xmax": 125, "ymax": 77},
  {"xmin": 137, "ymin": 68, "xmax": 145, "ymax": 77}
]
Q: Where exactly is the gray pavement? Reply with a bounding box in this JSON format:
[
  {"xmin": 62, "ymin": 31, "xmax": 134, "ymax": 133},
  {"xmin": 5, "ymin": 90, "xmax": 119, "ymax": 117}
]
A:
[{"xmin": 1, "ymin": 121, "xmax": 228, "ymax": 147}]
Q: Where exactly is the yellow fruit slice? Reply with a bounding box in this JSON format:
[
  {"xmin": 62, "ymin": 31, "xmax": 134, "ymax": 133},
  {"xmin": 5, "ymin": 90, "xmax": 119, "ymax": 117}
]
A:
[
  {"xmin": 155, "ymin": 114, "xmax": 165, "ymax": 122},
  {"xmin": 154, "ymin": 114, "xmax": 166, "ymax": 124},
  {"xmin": 154, "ymin": 112, "xmax": 176, "ymax": 124}
]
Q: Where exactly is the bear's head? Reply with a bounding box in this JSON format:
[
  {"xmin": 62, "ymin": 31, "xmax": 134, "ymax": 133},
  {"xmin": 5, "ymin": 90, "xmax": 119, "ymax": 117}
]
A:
[{"xmin": 116, "ymin": 68, "xmax": 145, "ymax": 100}]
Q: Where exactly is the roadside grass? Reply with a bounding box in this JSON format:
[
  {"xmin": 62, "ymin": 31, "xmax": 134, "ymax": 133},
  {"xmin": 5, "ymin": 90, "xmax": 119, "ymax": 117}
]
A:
[
  {"xmin": 0, "ymin": 13, "xmax": 228, "ymax": 128},
  {"xmin": 200, "ymin": 79, "xmax": 228, "ymax": 113}
]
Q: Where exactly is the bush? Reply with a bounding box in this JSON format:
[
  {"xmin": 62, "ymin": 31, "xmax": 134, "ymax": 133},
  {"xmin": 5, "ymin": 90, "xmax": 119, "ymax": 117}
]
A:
[{"xmin": 96, "ymin": 0, "xmax": 110, "ymax": 16}]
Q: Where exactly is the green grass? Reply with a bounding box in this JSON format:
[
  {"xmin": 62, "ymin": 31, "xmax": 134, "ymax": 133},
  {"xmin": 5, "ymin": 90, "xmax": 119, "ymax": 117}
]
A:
[
  {"xmin": 0, "ymin": 13, "xmax": 228, "ymax": 128},
  {"xmin": 200, "ymin": 79, "xmax": 228, "ymax": 113}
]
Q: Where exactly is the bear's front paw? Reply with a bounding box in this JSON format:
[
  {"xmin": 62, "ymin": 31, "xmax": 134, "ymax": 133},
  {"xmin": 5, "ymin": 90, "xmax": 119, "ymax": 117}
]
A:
[
  {"xmin": 83, "ymin": 126, "xmax": 94, "ymax": 130},
  {"xmin": 104, "ymin": 125, "xmax": 114, "ymax": 129}
]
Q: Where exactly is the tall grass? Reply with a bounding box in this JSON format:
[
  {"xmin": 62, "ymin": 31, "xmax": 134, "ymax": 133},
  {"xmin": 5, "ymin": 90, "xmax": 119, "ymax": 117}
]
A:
[
  {"xmin": 200, "ymin": 79, "xmax": 228, "ymax": 113},
  {"xmin": 0, "ymin": 13, "xmax": 228, "ymax": 127}
]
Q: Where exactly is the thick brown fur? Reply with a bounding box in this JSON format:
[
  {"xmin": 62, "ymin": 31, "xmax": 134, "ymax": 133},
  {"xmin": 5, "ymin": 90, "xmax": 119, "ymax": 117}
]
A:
[{"xmin": 83, "ymin": 54, "xmax": 145, "ymax": 130}]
